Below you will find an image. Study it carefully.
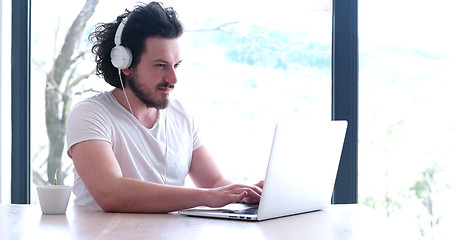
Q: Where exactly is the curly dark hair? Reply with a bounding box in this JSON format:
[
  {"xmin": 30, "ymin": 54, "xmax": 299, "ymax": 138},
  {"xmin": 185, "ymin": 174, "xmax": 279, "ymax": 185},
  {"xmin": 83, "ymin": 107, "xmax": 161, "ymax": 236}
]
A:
[{"xmin": 89, "ymin": 2, "xmax": 183, "ymax": 88}]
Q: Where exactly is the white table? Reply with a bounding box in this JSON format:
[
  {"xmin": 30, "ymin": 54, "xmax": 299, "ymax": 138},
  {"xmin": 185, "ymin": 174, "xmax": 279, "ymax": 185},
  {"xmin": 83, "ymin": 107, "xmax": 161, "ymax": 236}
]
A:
[{"xmin": 0, "ymin": 204, "xmax": 414, "ymax": 240}]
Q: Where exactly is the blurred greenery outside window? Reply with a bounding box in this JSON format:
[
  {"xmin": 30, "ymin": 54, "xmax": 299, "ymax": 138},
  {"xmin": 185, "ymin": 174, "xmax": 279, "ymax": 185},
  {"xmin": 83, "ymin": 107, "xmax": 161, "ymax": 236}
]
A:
[{"xmin": 359, "ymin": 0, "xmax": 455, "ymax": 239}]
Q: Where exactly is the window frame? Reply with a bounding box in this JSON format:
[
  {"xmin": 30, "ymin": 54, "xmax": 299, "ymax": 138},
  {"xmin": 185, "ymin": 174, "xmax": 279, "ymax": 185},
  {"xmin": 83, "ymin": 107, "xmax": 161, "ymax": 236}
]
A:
[
  {"xmin": 11, "ymin": 0, "xmax": 31, "ymax": 204},
  {"xmin": 332, "ymin": 0, "xmax": 358, "ymax": 203},
  {"xmin": 10, "ymin": 0, "xmax": 358, "ymax": 204}
]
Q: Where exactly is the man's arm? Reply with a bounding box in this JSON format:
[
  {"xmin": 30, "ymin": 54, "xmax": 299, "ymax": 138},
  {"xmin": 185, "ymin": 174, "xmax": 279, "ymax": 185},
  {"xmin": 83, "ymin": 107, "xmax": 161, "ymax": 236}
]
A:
[
  {"xmin": 188, "ymin": 146, "xmax": 231, "ymax": 188},
  {"xmin": 189, "ymin": 146, "xmax": 263, "ymax": 204},
  {"xmin": 71, "ymin": 140, "xmax": 259, "ymax": 213}
]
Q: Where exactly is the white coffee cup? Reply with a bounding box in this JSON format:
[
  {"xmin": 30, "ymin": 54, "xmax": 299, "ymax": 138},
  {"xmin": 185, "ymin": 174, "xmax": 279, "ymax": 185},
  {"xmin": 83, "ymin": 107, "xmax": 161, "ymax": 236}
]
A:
[{"xmin": 36, "ymin": 185, "xmax": 72, "ymax": 214}]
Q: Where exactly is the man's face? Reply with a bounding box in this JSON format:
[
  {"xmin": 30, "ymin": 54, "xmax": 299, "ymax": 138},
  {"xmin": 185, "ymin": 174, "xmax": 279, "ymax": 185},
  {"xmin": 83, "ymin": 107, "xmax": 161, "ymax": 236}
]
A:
[{"xmin": 125, "ymin": 37, "xmax": 182, "ymax": 109}]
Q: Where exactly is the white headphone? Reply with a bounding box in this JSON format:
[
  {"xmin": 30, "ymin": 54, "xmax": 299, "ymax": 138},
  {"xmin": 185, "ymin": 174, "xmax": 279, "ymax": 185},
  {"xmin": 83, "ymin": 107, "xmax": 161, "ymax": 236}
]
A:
[{"xmin": 111, "ymin": 17, "xmax": 133, "ymax": 69}]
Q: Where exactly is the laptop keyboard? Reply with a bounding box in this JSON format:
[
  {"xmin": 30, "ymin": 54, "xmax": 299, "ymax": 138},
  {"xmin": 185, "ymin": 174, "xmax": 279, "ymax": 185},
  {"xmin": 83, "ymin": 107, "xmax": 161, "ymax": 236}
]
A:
[{"xmin": 232, "ymin": 207, "xmax": 258, "ymax": 215}]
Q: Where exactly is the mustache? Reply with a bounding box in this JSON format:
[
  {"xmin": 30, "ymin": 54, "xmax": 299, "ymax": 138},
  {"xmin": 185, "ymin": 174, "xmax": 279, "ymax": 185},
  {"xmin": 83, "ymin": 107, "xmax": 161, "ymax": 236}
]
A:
[{"xmin": 158, "ymin": 82, "xmax": 175, "ymax": 89}]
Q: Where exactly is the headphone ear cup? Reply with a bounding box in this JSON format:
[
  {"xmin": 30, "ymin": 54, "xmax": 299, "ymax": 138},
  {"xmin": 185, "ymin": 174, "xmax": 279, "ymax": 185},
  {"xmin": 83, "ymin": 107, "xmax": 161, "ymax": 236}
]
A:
[{"xmin": 111, "ymin": 45, "xmax": 133, "ymax": 69}]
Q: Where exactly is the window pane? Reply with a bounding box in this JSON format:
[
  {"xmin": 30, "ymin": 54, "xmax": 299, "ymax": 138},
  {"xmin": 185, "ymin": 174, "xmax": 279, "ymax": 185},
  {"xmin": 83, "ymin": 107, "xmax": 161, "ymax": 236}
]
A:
[
  {"xmin": 359, "ymin": 0, "xmax": 455, "ymax": 239},
  {"xmin": 31, "ymin": 0, "xmax": 332, "ymax": 203}
]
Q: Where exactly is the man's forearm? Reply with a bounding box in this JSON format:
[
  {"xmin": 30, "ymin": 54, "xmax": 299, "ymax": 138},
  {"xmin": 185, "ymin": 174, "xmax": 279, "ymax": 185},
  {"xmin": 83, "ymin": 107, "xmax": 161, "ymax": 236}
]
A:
[
  {"xmin": 95, "ymin": 177, "xmax": 208, "ymax": 213},
  {"xmin": 210, "ymin": 177, "xmax": 233, "ymax": 188}
]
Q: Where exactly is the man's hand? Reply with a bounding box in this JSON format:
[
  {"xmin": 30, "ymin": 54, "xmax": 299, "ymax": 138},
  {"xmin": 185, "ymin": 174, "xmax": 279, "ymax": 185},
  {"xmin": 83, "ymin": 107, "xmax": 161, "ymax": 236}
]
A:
[
  {"xmin": 204, "ymin": 182, "xmax": 263, "ymax": 208},
  {"xmin": 241, "ymin": 180, "xmax": 264, "ymax": 204}
]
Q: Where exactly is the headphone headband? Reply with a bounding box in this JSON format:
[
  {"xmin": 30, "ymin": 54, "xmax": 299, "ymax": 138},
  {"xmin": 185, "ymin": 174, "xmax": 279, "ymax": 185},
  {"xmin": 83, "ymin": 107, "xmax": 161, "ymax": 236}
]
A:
[{"xmin": 114, "ymin": 17, "xmax": 127, "ymax": 46}]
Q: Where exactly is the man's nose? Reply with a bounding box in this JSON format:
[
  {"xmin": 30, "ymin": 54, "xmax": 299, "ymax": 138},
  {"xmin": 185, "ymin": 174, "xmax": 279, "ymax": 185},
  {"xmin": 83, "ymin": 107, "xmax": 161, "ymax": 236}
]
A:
[{"xmin": 165, "ymin": 68, "xmax": 178, "ymax": 84}]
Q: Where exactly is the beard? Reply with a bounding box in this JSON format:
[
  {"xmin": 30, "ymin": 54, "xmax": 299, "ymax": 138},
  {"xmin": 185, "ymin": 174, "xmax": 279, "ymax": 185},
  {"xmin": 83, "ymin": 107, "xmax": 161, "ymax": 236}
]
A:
[{"xmin": 127, "ymin": 71, "xmax": 174, "ymax": 109}]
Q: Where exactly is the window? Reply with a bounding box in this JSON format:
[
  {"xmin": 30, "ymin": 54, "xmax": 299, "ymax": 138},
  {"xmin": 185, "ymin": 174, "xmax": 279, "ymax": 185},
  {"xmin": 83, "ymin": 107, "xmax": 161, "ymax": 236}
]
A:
[
  {"xmin": 359, "ymin": 0, "xmax": 455, "ymax": 239},
  {"xmin": 26, "ymin": 0, "xmax": 335, "ymax": 204}
]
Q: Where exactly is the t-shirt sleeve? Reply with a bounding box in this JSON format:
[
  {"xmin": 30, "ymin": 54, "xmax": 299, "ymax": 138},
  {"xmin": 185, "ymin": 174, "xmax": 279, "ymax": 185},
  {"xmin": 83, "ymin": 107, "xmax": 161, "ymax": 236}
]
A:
[
  {"xmin": 66, "ymin": 101, "xmax": 112, "ymax": 158},
  {"xmin": 191, "ymin": 113, "xmax": 204, "ymax": 151}
]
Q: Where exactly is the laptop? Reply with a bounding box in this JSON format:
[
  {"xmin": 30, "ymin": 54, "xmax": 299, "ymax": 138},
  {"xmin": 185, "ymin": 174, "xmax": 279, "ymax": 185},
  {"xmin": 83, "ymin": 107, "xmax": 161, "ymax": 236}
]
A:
[{"xmin": 179, "ymin": 119, "xmax": 348, "ymax": 221}]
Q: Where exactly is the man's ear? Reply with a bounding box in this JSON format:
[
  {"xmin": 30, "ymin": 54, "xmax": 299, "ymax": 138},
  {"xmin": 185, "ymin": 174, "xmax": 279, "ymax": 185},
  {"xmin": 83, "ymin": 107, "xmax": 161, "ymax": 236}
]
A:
[{"xmin": 122, "ymin": 68, "xmax": 131, "ymax": 76}]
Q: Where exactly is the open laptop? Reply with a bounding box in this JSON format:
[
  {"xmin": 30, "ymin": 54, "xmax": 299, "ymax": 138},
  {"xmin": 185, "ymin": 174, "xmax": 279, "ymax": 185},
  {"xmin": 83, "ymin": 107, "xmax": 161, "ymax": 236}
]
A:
[{"xmin": 179, "ymin": 119, "xmax": 348, "ymax": 221}]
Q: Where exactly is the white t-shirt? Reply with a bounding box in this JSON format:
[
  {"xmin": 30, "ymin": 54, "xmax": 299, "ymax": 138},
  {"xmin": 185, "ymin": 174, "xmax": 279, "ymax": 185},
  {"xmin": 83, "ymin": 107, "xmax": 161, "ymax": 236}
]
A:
[{"xmin": 66, "ymin": 91, "xmax": 203, "ymax": 207}]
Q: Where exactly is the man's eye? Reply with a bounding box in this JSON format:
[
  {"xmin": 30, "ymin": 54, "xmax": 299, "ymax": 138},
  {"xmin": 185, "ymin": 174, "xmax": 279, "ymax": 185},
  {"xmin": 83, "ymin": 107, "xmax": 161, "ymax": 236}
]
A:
[{"xmin": 156, "ymin": 64, "xmax": 166, "ymax": 68}]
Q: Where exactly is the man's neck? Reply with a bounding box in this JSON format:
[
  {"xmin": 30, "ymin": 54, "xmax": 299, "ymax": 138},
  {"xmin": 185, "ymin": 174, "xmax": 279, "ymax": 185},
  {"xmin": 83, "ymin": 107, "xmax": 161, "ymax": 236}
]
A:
[{"xmin": 112, "ymin": 88, "xmax": 159, "ymax": 129}]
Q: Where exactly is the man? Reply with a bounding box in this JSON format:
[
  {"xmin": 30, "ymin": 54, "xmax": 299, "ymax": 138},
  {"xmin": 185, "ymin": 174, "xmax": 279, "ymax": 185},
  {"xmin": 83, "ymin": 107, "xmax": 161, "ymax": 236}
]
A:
[{"xmin": 66, "ymin": 2, "xmax": 262, "ymax": 213}]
